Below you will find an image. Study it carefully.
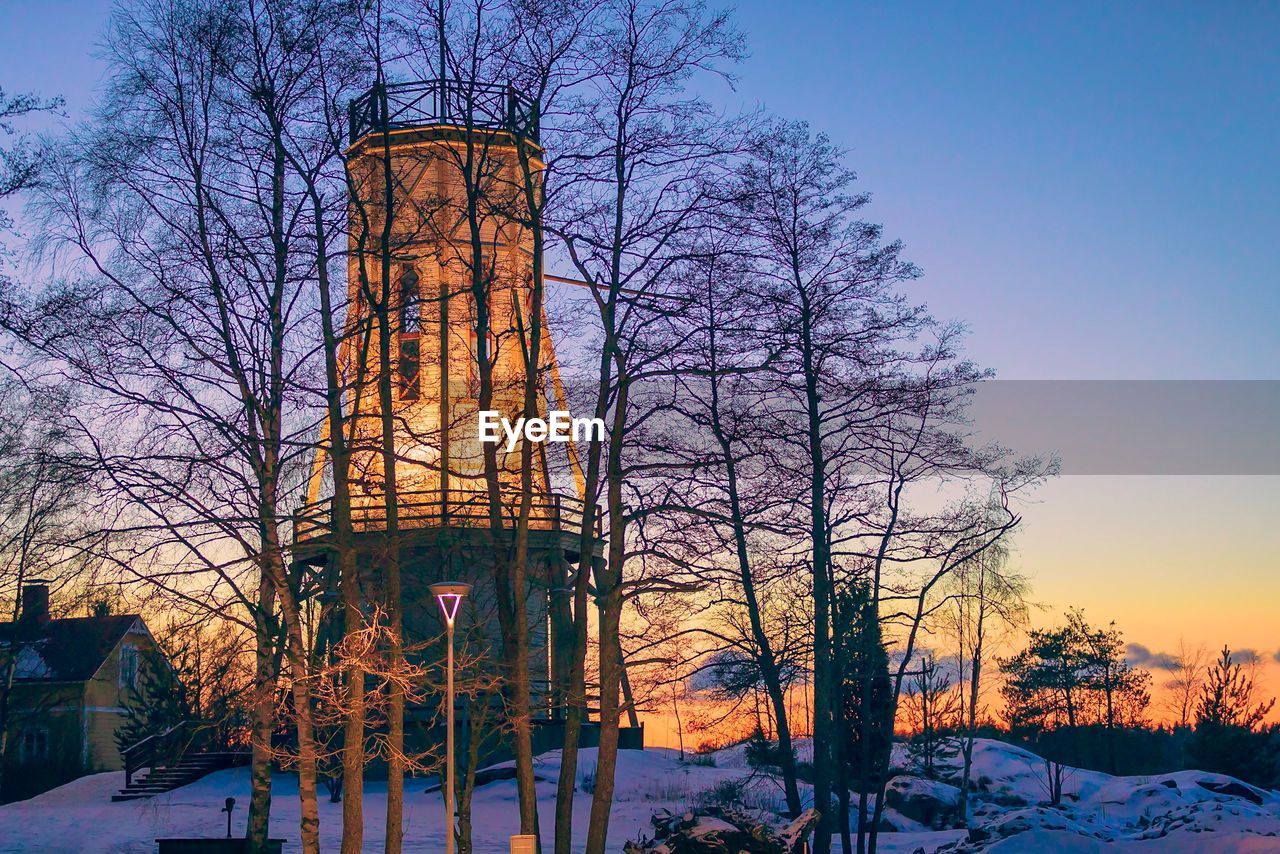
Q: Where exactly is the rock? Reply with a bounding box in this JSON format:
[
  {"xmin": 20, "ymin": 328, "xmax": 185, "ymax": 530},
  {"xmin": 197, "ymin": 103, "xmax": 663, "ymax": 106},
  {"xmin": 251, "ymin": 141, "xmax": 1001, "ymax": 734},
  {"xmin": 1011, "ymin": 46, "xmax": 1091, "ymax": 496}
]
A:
[
  {"xmin": 625, "ymin": 806, "xmax": 817, "ymax": 853},
  {"xmin": 1196, "ymin": 778, "xmax": 1265, "ymax": 805},
  {"xmin": 883, "ymin": 775, "xmax": 962, "ymax": 829}
]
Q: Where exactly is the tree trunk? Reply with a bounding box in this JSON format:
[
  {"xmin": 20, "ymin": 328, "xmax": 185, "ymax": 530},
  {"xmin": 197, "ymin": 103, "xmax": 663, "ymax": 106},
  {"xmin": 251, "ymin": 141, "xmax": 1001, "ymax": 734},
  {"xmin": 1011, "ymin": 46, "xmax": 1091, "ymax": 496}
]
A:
[
  {"xmin": 802, "ymin": 302, "xmax": 834, "ymax": 854},
  {"xmin": 279, "ymin": 583, "xmax": 322, "ymax": 854},
  {"xmin": 371, "ymin": 115, "xmax": 406, "ymax": 854},
  {"xmin": 247, "ymin": 579, "xmax": 277, "ymax": 853},
  {"xmin": 309, "ymin": 181, "xmax": 365, "ymax": 854},
  {"xmin": 553, "ymin": 349, "xmax": 608, "ymax": 854},
  {"xmin": 584, "ymin": 378, "xmax": 629, "ymax": 854},
  {"xmin": 958, "ymin": 561, "xmax": 986, "ymax": 827}
]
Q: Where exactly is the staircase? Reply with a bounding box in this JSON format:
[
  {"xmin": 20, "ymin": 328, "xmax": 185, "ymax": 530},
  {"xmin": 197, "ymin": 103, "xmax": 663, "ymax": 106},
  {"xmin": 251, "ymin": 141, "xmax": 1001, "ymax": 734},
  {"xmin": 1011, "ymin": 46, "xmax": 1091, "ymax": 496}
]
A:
[
  {"xmin": 113, "ymin": 751, "xmax": 243, "ymax": 801},
  {"xmin": 114, "ymin": 722, "xmax": 248, "ymax": 801}
]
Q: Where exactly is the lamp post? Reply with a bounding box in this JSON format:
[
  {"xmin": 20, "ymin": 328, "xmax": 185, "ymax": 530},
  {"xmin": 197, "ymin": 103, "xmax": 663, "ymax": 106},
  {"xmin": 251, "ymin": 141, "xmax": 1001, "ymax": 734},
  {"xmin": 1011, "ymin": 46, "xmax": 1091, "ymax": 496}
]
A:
[{"xmin": 430, "ymin": 581, "xmax": 471, "ymax": 854}]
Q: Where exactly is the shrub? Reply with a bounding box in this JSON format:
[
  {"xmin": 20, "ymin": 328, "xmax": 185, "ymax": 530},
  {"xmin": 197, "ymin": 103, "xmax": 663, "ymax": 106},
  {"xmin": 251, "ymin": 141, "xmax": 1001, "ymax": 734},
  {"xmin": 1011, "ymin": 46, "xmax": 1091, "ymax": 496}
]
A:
[
  {"xmin": 744, "ymin": 727, "xmax": 794, "ymax": 771},
  {"xmin": 697, "ymin": 777, "xmax": 746, "ymax": 809},
  {"xmin": 640, "ymin": 775, "xmax": 691, "ymax": 802},
  {"xmin": 577, "ymin": 762, "xmax": 597, "ymax": 794}
]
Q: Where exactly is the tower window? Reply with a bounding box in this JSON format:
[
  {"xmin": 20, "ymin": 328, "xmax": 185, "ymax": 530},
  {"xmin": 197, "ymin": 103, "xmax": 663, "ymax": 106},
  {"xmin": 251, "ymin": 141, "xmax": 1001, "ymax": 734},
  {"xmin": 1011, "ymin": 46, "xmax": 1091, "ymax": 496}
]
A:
[
  {"xmin": 400, "ymin": 267, "xmax": 422, "ymax": 334},
  {"xmin": 467, "ymin": 251, "xmax": 498, "ymax": 397},
  {"xmin": 399, "ymin": 267, "xmax": 422, "ymax": 400},
  {"xmin": 400, "ymin": 337, "xmax": 421, "ymax": 401}
]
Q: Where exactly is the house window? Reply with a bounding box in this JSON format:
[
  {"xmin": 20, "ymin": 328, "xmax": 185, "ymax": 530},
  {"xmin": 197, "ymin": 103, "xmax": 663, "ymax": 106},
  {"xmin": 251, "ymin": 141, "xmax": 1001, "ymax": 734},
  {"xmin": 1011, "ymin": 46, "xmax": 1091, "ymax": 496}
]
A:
[
  {"xmin": 20, "ymin": 728, "xmax": 48, "ymax": 762},
  {"xmin": 120, "ymin": 644, "xmax": 140, "ymax": 690},
  {"xmin": 399, "ymin": 267, "xmax": 422, "ymax": 401}
]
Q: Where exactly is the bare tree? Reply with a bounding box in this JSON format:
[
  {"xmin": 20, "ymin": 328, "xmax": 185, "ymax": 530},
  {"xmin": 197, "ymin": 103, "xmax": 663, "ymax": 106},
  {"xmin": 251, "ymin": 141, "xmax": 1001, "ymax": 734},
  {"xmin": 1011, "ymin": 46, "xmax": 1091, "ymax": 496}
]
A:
[
  {"xmin": 0, "ymin": 381, "xmax": 99, "ymax": 798},
  {"xmin": 0, "ymin": 85, "xmax": 63, "ymax": 229},
  {"xmin": 654, "ymin": 232, "xmax": 806, "ymax": 816},
  {"xmin": 901, "ymin": 652, "xmax": 960, "ymax": 780},
  {"xmin": 1164, "ymin": 638, "xmax": 1207, "ymax": 730},
  {"xmin": 549, "ymin": 2, "xmax": 745, "ymax": 849},
  {"xmin": 730, "ymin": 117, "xmax": 925, "ymax": 854},
  {"xmin": 3, "ymin": 0, "xmax": 365, "ymax": 847},
  {"xmin": 947, "ymin": 530, "xmax": 1028, "ymax": 823}
]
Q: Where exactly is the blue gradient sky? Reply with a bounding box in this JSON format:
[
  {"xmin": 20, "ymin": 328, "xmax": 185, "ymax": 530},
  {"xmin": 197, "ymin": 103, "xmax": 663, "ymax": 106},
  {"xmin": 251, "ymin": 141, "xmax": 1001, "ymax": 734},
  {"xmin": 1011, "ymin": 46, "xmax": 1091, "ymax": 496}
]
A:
[
  {"xmin": 713, "ymin": 1, "xmax": 1280, "ymax": 380},
  {"xmin": 2, "ymin": 1, "xmax": 1278, "ymax": 698},
  {"xmin": 4, "ymin": 1, "xmax": 1277, "ymax": 378}
]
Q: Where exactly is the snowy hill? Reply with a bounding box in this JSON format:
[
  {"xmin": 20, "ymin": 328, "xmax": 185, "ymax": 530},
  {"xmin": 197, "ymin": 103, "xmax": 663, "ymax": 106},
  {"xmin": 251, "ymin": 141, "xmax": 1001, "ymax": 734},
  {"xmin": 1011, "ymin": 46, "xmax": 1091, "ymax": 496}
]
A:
[{"xmin": 0, "ymin": 739, "xmax": 1275, "ymax": 852}]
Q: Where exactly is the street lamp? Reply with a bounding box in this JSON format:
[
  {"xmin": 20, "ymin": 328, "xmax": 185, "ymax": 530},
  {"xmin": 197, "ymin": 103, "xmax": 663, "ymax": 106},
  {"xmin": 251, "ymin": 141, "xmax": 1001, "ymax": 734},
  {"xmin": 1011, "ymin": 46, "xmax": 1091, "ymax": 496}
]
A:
[{"xmin": 430, "ymin": 581, "xmax": 471, "ymax": 854}]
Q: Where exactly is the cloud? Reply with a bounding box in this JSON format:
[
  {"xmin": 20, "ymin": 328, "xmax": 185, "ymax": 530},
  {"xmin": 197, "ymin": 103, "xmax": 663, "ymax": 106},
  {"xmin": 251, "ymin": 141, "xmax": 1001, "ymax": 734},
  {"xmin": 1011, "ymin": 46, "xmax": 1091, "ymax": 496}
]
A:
[
  {"xmin": 1233, "ymin": 648, "xmax": 1262, "ymax": 665},
  {"xmin": 1126, "ymin": 643, "xmax": 1154, "ymax": 667},
  {"xmin": 1126, "ymin": 643, "xmax": 1179, "ymax": 671},
  {"xmin": 1128, "ymin": 644, "xmax": 1275, "ymax": 671}
]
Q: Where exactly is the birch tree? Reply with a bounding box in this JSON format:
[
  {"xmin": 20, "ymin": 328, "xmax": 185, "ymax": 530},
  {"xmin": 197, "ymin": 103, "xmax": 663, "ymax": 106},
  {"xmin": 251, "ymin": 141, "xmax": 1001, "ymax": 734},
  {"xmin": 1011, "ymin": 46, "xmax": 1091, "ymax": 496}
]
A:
[
  {"xmin": 550, "ymin": 2, "xmax": 744, "ymax": 849},
  {"xmin": 5, "ymin": 0, "xmax": 358, "ymax": 848}
]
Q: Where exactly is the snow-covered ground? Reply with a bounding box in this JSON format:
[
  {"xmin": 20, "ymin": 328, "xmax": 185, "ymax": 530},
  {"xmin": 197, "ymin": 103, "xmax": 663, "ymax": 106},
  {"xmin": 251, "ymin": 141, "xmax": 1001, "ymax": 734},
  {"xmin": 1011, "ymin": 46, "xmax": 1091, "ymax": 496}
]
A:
[
  {"xmin": 881, "ymin": 738, "xmax": 1280, "ymax": 852},
  {"xmin": 0, "ymin": 739, "xmax": 1276, "ymax": 852}
]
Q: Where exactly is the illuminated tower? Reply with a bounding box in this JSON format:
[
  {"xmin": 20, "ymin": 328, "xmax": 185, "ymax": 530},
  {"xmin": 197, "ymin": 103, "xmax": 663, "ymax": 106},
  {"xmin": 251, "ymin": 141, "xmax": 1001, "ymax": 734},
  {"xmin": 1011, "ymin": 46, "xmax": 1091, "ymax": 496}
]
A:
[{"xmin": 295, "ymin": 79, "xmax": 597, "ymax": 743}]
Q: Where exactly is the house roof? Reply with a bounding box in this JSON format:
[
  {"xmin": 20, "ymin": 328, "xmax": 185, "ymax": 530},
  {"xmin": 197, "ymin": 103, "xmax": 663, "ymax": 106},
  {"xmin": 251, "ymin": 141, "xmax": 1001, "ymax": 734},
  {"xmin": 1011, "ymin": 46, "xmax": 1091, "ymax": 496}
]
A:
[{"xmin": 0, "ymin": 614, "xmax": 143, "ymax": 682}]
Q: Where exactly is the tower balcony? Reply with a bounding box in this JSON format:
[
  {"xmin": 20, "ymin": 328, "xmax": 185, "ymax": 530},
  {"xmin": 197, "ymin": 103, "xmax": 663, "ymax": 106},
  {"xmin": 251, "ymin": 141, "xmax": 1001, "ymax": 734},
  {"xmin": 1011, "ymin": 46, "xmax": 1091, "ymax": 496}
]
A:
[
  {"xmin": 293, "ymin": 488, "xmax": 599, "ymax": 546},
  {"xmin": 348, "ymin": 79, "xmax": 540, "ymax": 145}
]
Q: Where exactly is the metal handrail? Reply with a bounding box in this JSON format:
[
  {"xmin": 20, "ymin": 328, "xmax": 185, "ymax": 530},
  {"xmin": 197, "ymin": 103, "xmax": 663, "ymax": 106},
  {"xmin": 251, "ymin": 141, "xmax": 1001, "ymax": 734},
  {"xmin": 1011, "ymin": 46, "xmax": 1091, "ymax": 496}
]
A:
[
  {"xmin": 122, "ymin": 721, "xmax": 192, "ymax": 788},
  {"xmin": 349, "ymin": 79, "xmax": 540, "ymax": 145},
  {"xmin": 294, "ymin": 488, "xmax": 600, "ymax": 542}
]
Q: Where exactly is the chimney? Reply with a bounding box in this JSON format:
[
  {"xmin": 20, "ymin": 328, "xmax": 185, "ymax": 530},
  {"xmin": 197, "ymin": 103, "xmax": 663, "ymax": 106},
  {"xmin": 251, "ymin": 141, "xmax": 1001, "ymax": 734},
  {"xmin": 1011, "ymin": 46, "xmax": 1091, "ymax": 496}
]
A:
[{"xmin": 21, "ymin": 582, "xmax": 50, "ymax": 625}]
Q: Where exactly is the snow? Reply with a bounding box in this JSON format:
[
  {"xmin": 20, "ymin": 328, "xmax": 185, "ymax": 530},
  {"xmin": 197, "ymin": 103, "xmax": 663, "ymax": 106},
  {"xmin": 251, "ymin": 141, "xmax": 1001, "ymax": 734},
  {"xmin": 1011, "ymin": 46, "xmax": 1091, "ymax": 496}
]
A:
[
  {"xmin": 0, "ymin": 738, "xmax": 1277, "ymax": 853},
  {"xmin": 0, "ymin": 748, "xmax": 765, "ymax": 853},
  {"xmin": 904, "ymin": 739, "xmax": 1280, "ymax": 852}
]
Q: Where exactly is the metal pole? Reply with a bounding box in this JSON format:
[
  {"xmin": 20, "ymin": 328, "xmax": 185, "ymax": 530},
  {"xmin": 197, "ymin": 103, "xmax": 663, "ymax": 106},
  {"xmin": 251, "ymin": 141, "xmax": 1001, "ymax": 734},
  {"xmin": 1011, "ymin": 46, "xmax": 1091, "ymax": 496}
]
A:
[
  {"xmin": 438, "ymin": 0, "xmax": 446, "ymax": 83},
  {"xmin": 446, "ymin": 620, "xmax": 456, "ymax": 854}
]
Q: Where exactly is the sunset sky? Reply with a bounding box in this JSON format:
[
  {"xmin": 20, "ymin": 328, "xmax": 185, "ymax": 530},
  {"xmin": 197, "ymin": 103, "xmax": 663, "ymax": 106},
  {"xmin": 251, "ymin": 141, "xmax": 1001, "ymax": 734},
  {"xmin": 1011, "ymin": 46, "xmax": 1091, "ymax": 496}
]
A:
[{"xmin": 2, "ymin": 0, "xmax": 1277, "ymax": 734}]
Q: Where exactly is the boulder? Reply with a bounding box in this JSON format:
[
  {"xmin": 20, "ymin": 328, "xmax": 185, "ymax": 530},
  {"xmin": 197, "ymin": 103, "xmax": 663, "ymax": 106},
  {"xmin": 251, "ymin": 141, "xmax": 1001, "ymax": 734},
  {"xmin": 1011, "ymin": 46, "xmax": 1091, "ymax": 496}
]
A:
[
  {"xmin": 884, "ymin": 775, "xmax": 962, "ymax": 829},
  {"xmin": 624, "ymin": 807, "xmax": 818, "ymax": 853},
  {"xmin": 1196, "ymin": 778, "xmax": 1266, "ymax": 806}
]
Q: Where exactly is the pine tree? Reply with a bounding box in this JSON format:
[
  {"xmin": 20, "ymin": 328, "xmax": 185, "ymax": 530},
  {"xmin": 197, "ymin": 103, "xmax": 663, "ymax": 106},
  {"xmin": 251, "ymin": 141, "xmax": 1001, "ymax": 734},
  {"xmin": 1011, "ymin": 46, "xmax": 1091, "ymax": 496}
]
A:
[
  {"xmin": 904, "ymin": 653, "xmax": 959, "ymax": 779},
  {"xmin": 999, "ymin": 609, "xmax": 1149, "ymax": 735},
  {"xmin": 833, "ymin": 579, "xmax": 893, "ymax": 854},
  {"xmin": 114, "ymin": 647, "xmax": 191, "ymax": 753},
  {"xmin": 1195, "ymin": 646, "xmax": 1274, "ymax": 729},
  {"xmin": 1187, "ymin": 646, "xmax": 1278, "ymax": 786},
  {"xmin": 835, "ymin": 581, "xmax": 892, "ymax": 788}
]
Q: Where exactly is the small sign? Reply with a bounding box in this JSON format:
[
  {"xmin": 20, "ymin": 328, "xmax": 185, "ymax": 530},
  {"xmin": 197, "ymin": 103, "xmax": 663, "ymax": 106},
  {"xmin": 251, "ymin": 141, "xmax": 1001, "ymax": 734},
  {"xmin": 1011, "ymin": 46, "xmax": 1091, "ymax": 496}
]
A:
[{"xmin": 509, "ymin": 835, "xmax": 538, "ymax": 854}]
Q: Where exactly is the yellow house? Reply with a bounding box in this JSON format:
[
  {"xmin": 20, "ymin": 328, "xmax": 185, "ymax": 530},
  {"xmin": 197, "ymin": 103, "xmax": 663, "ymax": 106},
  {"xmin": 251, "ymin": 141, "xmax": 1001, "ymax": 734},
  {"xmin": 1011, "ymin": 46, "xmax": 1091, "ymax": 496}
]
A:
[{"xmin": 0, "ymin": 583, "xmax": 165, "ymax": 802}]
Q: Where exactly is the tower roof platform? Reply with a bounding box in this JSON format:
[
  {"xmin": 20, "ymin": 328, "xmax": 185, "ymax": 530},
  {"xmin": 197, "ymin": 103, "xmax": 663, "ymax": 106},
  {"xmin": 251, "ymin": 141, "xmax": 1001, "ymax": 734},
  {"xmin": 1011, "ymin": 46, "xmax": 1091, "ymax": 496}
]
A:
[{"xmin": 348, "ymin": 79, "xmax": 540, "ymax": 145}]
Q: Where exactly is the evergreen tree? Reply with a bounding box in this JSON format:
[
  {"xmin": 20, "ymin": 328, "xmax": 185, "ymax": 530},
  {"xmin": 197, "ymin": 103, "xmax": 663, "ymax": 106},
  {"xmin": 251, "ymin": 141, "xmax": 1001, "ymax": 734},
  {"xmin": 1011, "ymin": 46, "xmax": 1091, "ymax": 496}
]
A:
[
  {"xmin": 114, "ymin": 647, "xmax": 191, "ymax": 753},
  {"xmin": 835, "ymin": 581, "xmax": 893, "ymax": 789},
  {"xmin": 832, "ymin": 579, "xmax": 893, "ymax": 854},
  {"xmin": 999, "ymin": 609, "xmax": 1150, "ymax": 770},
  {"xmin": 1187, "ymin": 646, "xmax": 1278, "ymax": 786},
  {"xmin": 1000, "ymin": 613, "xmax": 1094, "ymax": 732},
  {"xmin": 1000, "ymin": 609, "xmax": 1149, "ymax": 733},
  {"xmin": 904, "ymin": 652, "xmax": 959, "ymax": 779}
]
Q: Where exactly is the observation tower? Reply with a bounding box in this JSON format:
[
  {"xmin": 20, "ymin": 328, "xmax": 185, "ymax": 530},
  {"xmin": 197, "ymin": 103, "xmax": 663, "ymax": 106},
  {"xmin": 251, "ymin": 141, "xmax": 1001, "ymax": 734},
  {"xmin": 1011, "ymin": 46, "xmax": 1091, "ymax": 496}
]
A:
[{"xmin": 294, "ymin": 78, "xmax": 603, "ymax": 751}]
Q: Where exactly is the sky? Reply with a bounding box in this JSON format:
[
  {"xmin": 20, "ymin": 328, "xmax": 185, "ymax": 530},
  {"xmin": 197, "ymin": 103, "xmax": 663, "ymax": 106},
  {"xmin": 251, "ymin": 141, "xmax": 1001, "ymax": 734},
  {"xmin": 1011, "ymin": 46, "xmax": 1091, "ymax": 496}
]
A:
[
  {"xmin": 693, "ymin": 1, "xmax": 1280, "ymax": 683},
  {"xmin": 1, "ymin": 0, "xmax": 1278, "ymax": 726}
]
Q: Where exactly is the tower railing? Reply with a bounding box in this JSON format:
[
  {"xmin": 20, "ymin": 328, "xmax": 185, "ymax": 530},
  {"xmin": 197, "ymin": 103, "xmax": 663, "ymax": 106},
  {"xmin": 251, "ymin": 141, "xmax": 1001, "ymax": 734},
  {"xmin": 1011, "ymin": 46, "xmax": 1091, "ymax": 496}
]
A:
[
  {"xmin": 294, "ymin": 488, "xmax": 598, "ymax": 543},
  {"xmin": 349, "ymin": 79, "xmax": 540, "ymax": 145}
]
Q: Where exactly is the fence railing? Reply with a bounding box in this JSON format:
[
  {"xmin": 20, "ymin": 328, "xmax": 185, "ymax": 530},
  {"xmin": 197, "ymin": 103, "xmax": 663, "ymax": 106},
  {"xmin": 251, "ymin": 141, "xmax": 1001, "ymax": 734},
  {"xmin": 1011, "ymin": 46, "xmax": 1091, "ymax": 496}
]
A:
[
  {"xmin": 349, "ymin": 79, "xmax": 540, "ymax": 144},
  {"xmin": 122, "ymin": 721, "xmax": 192, "ymax": 788},
  {"xmin": 294, "ymin": 488, "xmax": 599, "ymax": 543}
]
